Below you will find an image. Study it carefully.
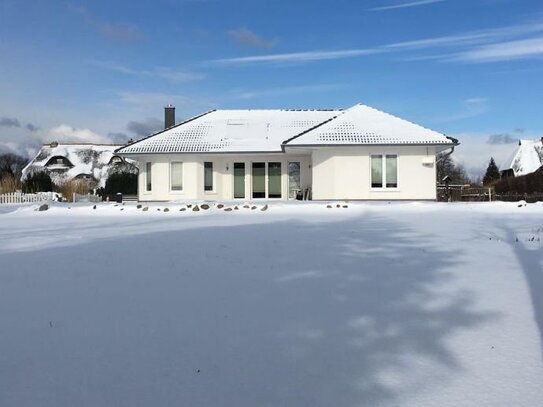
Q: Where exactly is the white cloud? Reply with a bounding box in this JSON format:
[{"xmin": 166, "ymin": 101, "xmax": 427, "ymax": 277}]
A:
[
  {"xmin": 209, "ymin": 20, "xmax": 543, "ymax": 66},
  {"xmin": 44, "ymin": 124, "xmax": 112, "ymax": 144},
  {"xmin": 91, "ymin": 60, "xmax": 204, "ymax": 83},
  {"xmin": 450, "ymin": 37, "xmax": 543, "ymax": 62},
  {"xmin": 212, "ymin": 48, "xmax": 385, "ymax": 65},
  {"xmin": 451, "ymin": 132, "xmax": 525, "ymax": 177},
  {"xmin": 370, "ymin": 0, "xmax": 445, "ymax": 12}
]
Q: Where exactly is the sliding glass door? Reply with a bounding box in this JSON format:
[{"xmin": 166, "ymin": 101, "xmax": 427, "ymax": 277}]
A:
[
  {"xmin": 234, "ymin": 163, "xmax": 245, "ymax": 199},
  {"xmin": 268, "ymin": 162, "xmax": 282, "ymax": 199},
  {"xmin": 252, "ymin": 162, "xmax": 266, "ymax": 198}
]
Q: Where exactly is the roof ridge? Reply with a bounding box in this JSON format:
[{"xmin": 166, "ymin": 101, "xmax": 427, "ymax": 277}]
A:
[
  {"xmin": 282, "ymin": 109, "xmax": 347, "ymax": 146},
  {"xmin": 115, "ymin": 109, "xmax": 217, "ymax": 154}
]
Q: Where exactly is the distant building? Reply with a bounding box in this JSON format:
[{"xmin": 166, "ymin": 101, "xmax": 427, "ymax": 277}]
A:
[
  {"xmin": 22, "ymin": 142, "xmax": 137, "ymax": 187},
  {"xmin": 501, "ymin": 138, "xmax": 543, "ymax": 178}
]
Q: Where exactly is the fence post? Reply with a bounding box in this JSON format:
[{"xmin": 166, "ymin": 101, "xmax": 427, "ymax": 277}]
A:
[{"xmin": 489, "ymin": 188, "xmax": 492, "ymax": 202}]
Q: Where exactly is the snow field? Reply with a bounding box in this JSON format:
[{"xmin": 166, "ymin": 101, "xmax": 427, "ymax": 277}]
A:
[{"xmin": 0, "ymin": 201, "xmax": 542, "ymax": 407}]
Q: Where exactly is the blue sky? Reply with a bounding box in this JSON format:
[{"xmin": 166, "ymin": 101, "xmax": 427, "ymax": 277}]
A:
[{"xmin": 1, "ymin": 0, "xmax": 543, "ymax": 175}]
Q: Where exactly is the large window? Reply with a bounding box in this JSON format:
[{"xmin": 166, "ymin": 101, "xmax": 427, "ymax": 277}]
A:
[
  {"xmin": 288, "ymin": 162, "xmax": 301, "ymax": 199},
  {"xmin": 268, "ymin": 162, "xmax": 282, "ymax": 199},
  {"xmin": 170, "ymin": 162, "xmax": 183, "ymax": 191},
  {"xmin": 234, "ymin": 162, "xmax": 245, "ymax": 199},
  {"xmin": 145, "ymin": 162, "xmax": 152, "ymax": 191},
  {"xmin": 204, "ymin": 162, "xmax": 213, "ymax": 191},
  {"xmin": 371, "ymin": 155, "xmax": 398, "ymax": 189}
]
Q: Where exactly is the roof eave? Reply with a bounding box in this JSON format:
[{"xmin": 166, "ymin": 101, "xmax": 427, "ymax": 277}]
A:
[{"xmin": 283, "ymin": 141, "xmax": 458, "ymax": 148}]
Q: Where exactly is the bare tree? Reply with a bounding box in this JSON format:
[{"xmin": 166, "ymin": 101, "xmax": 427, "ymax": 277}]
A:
[{"xmin": 0, "ymin": 153, "xmax": 28, "ymax": 178}]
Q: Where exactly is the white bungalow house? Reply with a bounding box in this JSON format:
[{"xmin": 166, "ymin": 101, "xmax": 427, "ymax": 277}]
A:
[{"xmin": 115, "ymin": 103, "xmax": 458, "ymax": 201}]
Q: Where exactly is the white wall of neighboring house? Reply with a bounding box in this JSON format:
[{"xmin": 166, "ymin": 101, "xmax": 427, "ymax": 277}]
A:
[
  {"xmin": 311, "ymin": 146, "xmax": 437, "ymax": 200},
  {"xmin": 136, "ymin": 154, "xmax": 312, "ymax": 202}
]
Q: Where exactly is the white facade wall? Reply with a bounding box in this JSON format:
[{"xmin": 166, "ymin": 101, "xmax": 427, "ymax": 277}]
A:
[
  {"xmin": 135, "ymin": 154, "xmax": 312, "ymax": 202},
  {"xmin": 311, "ymin": 146, "xmax": 437, "ymax": 200}
]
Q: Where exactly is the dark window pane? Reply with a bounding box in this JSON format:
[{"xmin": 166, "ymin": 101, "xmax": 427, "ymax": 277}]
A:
[
  {"xmin": 288, "ymin": 162, "xmax": 301, "ymax": 199},
  {"xmin": 252, "ymin": 162, "xmax": 265, "ymax": 198},
  {"xmin": 234, "ymin": 162, "xmax": 245, "ymax": 199},
  {"xmin": 146, "ymin": 162, "xmax": 152, "ymax": 191},
  {"xmin": 371, "ymin": 156, "xmax": 382, "ymax": 188},
  {"xmin": 268, "ymin": 162, "xmax": 282, "ymax": 198},
  {"xmin": 204, "ymin": 162, "xmax": 213, "ymax": 191},
  {"xmin": 386, "ymin": 155, "xmax": 398, "ymax": 188}
]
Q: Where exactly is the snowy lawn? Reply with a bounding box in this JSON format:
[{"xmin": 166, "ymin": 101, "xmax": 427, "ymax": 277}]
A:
[{"xmin": 0, "ymin": 201, "xmax": 542, "ymax": 407}]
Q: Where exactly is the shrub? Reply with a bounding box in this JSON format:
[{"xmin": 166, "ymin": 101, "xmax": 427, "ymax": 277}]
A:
[
  {"xmin": 0, "ymin": 173, "xmax": 23, "ymax": 193},
  {"xmin": 55, "ymin": 179, "xmax": 90, "ymax": 202},
  {"xmin": 494, "ymin": 168, "xmax": 543, "ymax": 194},
  {"xmin": 103, "ymin": 171, "xmax": 138, "ymax": 195},
  {"xmin": 23, "ymin": 171, "xmax": 53, "ymax": 193}
]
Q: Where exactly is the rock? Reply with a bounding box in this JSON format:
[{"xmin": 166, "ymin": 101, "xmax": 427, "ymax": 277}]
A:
[
  {"xmin": 234, "ymin": 206, "xmax": 239, "ymax": 210},
  {"xmin": 120, "ymin": 208, "xmax": 124, "ymax": 211},
  {"xmin": 187, "ymin": 204, "xmax": 192, "ymax": 208},
  {"xmin": 38, "ymin": 204, "xmax": 48, "ymax": 212},
  {"xmin": 336, "ymin": 204, "xmax": 340, "ymax": 208},
  {"xmin": 193, "ymin": 205, "xmax": 200, "ymax": 212},
  {"xmin": 180, "ymin": 208, "xmax": 186, "ymax": 211},
  {"xmin": 157, "ymin": 208, "xmax": 161, "ymax": 211},
  {"xmin": 137, "ymin": 204, "xmax": 142, "ymax": 209},
  {"xmin": 201, "ymin": 204, "xmax": 210, "ymax": 210},
  {"xmin": 342, "ymin": 205, "xmax": 348, "ymax": 208},
  {"xmin": 327, "ymin": 205, "xmax": 332, "ymax": 208},
  {"xmin": 142, "ymin": 207, "xmax": 149, "ymax": 211},
  {"xmin": 243, "ymin": 205, "xmax": 250, "ymax": 209},
  {"xmin": 93, "ymin": 205, "xmax": 97, "ymax": 210},
  {"xmin": 224, "ymin": 207, "xmax": 233, "ymax": 212},
  {"xmin": 251, "ymin": 206, "xmax": 257, "ymax": 210},
  {"xmin": 217, "ymin": 204, "xmax": 224, "ymax": 209},
  {"xmin": 260, "ymin": 204, "xmax": 268, "ymax": 211},
  {"xmin": 164, "ymin": 208, "xmax": 170, "ymax": 212}
]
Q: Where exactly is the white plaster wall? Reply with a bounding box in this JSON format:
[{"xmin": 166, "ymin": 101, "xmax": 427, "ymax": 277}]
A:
[
  {"xmin": 311, "ymin": 146, "xmax": 437, "ymax": 200},
  {"xmin": 134, "ymin": 154, "xmax": 311, "ymax": 201}
]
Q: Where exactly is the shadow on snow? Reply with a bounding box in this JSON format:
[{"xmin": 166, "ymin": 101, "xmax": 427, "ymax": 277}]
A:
[{"xmin": 0, "ymin": 215, "xmax": 497, "ymax": 407}]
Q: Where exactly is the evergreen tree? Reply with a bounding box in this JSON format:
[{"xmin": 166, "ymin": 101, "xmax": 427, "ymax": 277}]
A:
[
  {"xmin": 482, "ymin": 157, "xmax": 500, "ymax": 186},
  {"xmin": 103, "ymin": 171, "xmax": 138, "ymax": 195},
  {"xmin": 23, "ymin": 171, "xmax": 53, "ymax": 192}
]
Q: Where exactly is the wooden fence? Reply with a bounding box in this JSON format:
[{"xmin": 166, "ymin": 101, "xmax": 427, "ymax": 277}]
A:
[
  {"xmin": 438, "ymin": 185, "xmax": 543, "ymax": 202},
  {"xmin": 73, "ymin": 193, "xmax": 101, "ymax": 203},
  {"xmin": 0, "ymin": 191, "xmax": 57, "ymax": 204}
]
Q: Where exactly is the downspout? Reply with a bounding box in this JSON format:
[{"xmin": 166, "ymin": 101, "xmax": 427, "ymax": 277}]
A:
[{"xmin": 436, "ymin": 145, "xmax": 455, "ymax": 163}]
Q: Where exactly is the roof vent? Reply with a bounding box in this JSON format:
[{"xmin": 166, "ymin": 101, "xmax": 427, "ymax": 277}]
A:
[{"xmin": 50, "ymin": 141, "xmax": 58, "ymax": 148}]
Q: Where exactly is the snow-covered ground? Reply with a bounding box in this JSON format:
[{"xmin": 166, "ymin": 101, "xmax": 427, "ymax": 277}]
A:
[{"xmin": 0, "ymin": 201, "xmax": 542, "ymax": 407}]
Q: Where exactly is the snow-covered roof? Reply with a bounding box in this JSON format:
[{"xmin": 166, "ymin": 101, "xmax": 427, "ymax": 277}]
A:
[
  {"xmin": 117, "ymin": 109, "xmax": 342, "ymax": 154},
  {"xmin": 22, "ymin": 143, "xmax": 133, "ymax": 187},
  {"xmin": 502, "ymin": 139, "xmax": 543, "ymax": 176},
  {"xmin": 116, "ymin": 104, "xmax": 456, "ymax": 155},
  {"xmin": 286, "ymin": 104, "xmax": 454, "ymax": 146}
]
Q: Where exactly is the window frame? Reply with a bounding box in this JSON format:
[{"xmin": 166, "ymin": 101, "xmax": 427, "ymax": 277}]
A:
[
  {"xmin": 204, "ymin": 161, "xmax": 215, "ymax": 193},
  {"xmin": 370, "ymin": 154, "xmax": 399, "ymax": 191},
  {"xmin": 169, "ymin": 161, "xmax": 184, "ymax": 193},
  {"xmin": 145, "ymin": 162, "xmax": 152, "ymax": 192}
]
